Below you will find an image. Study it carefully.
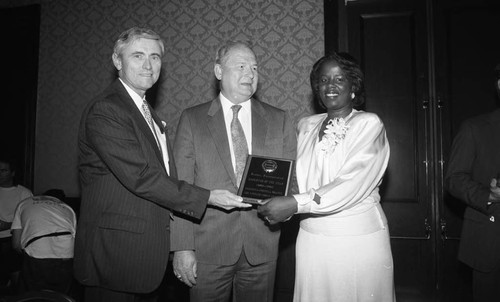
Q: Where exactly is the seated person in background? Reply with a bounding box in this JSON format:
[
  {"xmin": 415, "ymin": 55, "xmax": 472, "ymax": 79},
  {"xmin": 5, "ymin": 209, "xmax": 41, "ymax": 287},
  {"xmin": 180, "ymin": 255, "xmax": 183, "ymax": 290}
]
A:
[
  {"xmin": 0, "ymin": 156, "xmax": 33, "ymax": 292},
  {"xmin": 11, "ymin": 189, "xmax": 76, "ymax": 294}
]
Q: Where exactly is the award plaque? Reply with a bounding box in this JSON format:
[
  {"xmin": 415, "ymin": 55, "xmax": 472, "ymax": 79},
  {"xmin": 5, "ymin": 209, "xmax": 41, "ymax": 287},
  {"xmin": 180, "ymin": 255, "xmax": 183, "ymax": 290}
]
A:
[{"xmin": 237, "ymin": 155, "xmax": 294, "ymax": 205}]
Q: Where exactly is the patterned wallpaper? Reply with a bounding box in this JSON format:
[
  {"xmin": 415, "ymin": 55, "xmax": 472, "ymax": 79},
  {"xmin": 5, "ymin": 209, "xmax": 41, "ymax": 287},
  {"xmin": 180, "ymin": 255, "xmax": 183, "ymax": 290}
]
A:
[{"xmin": 1, "ymin": 0, "xmax": 324, "ymax": 196}]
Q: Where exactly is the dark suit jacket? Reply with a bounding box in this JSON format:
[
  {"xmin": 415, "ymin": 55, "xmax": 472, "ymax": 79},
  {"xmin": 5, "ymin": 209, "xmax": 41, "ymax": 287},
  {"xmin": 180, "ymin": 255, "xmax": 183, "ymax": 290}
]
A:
[
  {"xmin": 170, "ymin": 97, "xmax": 296, "ymax": 265},
  {"xmin": 445, "ymin": 108, "xmax": 500, "ymax": 272},
  {"xmin": 74, "ymin": 80, "xmax": 210, "ymax": 293}
]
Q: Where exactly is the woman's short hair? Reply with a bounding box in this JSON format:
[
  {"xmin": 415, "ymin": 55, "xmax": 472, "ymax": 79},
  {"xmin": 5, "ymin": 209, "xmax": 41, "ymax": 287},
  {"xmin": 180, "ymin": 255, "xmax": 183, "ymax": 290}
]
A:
[
  {"xmin": 310, "ymin": 52, "xmax": 365, "ymax": 107},
  {"xmin": 113, "ymin": 27, "xmax": 165, "ymax": 58}
]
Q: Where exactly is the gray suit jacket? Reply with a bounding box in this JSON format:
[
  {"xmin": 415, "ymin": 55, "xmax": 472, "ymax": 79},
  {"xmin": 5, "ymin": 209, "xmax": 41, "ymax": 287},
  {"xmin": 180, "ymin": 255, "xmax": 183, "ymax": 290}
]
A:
[
  {"xmin": 74, "ymin": 80, "xmax": 209, "ymax": 293},
  {"xmin": 446, "ymin": 108, "xmax": 500, "ymax": 272},
  {"xmin": 171, "ymin": 97, "xmax": 296, "ymax": 265}
]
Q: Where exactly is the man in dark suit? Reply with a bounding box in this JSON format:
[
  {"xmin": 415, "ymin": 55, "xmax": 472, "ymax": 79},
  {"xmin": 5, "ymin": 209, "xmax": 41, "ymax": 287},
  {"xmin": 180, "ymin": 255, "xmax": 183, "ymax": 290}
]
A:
[
  {"xmin": 170, "ymin": 41, "xmax": 296, "ymax": 302},
  {"xmin": 445, "ymin": 64, "xmax": 500, "ymax": 302},
  {"xmin": 74, "ymin": 27, "xmax": 250, "ymax": 302}
]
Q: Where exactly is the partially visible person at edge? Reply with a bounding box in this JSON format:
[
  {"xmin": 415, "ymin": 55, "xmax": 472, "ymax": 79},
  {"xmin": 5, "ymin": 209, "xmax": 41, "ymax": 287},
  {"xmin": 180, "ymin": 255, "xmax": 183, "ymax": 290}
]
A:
[
  {"xmin": 74, "ymin": 27, "xmax": 249, "ymax": 302},
  {"xmin": 258, "ymin": 52, "xmax": 395, "ymax": 302},
  {"xmin": 0, "ymin": 156, "xmax": 32, "ymax": 292},
  {"xmin": 445, "ymin": 63, "xmax": 500, "ymax": 302},
  {"xmin": 170, "ymin": 41, "xmax": 296, "ymax": 302},
  {"xmin": 11, "ymin": 189, "xmax": 76, "ymax": 293}
]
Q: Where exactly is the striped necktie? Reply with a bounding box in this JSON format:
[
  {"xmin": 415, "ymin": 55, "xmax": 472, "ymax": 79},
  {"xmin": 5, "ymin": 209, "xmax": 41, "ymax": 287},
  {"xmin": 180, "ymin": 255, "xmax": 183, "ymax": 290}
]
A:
[
  {"xmin": 142, "ymin": 100, "xmax": 162, "ymax": 153},
  {"xmin": 231, "ymin": 105, "xmax": 249, "ymax": 187}
]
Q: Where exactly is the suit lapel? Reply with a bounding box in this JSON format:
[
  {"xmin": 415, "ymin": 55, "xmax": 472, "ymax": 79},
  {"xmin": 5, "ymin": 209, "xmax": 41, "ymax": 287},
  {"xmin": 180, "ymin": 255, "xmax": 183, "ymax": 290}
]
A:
[
  {"xmin": 114, "ymin": 81, "xmax": 167, "ymax": 171},
  {"xmin": 251, "ymin": 99, "xmax": 268, "ymax": 156},
  {"xmin": 489, "ymin": 108, "xmax": 500, "ymax": 126},
  {"xmin": 151, "ymin": 110, "xmax": 177, "ymax": 178},
  {"xmin": 207, "ymin": 98, "xmax": 238, "ymax": 186},
  {"xmin": 148, "ymin": 103, "xmax": 172, "ymax": 173},
  {"xmin": 488, "ymin": 109, "xmax": 500, "ymax": 167}
]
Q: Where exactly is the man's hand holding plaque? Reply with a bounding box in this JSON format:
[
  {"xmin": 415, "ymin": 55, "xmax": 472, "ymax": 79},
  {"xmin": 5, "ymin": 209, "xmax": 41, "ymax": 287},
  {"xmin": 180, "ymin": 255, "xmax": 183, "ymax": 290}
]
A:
[
  {"xmin": 237, "ymin": 155, "xmax": 294, "ymax": 205},
  {"xmin": 257, "ymin": 196, "xmax": 298, "ymax": 225}
]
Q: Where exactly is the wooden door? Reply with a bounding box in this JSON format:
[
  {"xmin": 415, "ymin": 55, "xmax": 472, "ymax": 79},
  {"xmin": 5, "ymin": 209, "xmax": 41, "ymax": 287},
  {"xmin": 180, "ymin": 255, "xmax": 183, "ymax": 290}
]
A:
[
  {"xmin": 344, "ymin": 0, "xmax": 435, "ymax": 300},
  {"xmin": 435, "ymin": 1, "xmax": 500, "ymax": 301},
  {"xmin": 0, "ymin": 5, "xmax": 39, "ymax": 188},
  {"xmin": 329, "ymin": 0, "xmax": 500, "ymax": 300}
]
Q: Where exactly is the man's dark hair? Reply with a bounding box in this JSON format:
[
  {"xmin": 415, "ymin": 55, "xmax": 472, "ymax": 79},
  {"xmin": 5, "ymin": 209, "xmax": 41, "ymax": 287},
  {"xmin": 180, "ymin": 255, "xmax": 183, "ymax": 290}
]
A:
[
  {"xmin": 44, "ymin": 189, "xmax": 66, "ymax": 201},
  {"xmin": 0, "ymin": 155, "xmax": 16, "ymax": 172}
]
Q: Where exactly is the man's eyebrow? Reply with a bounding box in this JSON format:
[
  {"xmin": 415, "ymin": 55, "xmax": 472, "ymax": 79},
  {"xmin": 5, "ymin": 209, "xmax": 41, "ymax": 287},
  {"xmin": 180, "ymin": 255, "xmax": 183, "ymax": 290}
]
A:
[
  {"xmin": 130, "ymin": 50, "xmax": 161, "ymax": 57},
  {"xmin": 130, "ymin": 51, "xmax": 145, "ymax": 56}
]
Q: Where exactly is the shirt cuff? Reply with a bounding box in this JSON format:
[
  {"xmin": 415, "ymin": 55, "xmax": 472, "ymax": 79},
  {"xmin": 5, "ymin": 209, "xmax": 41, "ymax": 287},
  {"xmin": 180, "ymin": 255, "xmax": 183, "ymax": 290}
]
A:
[{"xmin": 294, "ymin": 190, "xmax": 318, "ymax": 214}]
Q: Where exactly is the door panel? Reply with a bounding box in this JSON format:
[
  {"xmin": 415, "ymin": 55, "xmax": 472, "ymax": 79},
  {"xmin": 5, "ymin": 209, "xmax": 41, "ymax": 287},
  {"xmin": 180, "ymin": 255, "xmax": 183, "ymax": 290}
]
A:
[
  {"xmin": 346, "ymin": 1, "xmax": 434, "ymax": 300},
  {"xmin": 338, "ymin": 0, "xmax": 500, "ymax": 301},
  {"xmin": 436, "ymin": 1, "xmax": 500, "ymax": 301},
  {"xmin": 0, "ymin": 5, "xmax": 39, "ymax": 187},
  {"xmin": 322, "ymin": 1, "xmax": 500, "ymax": 301}
]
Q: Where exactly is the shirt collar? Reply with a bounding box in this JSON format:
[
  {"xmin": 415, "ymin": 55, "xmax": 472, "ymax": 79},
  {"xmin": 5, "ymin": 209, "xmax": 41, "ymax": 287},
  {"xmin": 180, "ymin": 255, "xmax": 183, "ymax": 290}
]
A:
[
  {"xmin": 219, "ymin": 93, "xmax": 251, "ymax": 114},
  {"xmin": 119, "ymin": 78, "xmax": 145, "ymax": 110}
]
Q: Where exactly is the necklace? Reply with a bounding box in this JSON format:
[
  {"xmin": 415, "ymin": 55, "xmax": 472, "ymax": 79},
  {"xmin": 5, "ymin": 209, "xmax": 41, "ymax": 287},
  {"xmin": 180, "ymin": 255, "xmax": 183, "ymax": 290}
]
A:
[{"xmin": 318, "ymin": 116, "xmax": 349, "ymax": 154}]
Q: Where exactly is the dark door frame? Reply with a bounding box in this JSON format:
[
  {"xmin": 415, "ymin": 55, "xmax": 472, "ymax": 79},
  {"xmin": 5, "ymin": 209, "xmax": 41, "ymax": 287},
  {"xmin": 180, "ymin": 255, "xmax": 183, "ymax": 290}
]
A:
[{"xmin": 0, "ymin": 4, "xmax": 39, "ymax": 189}]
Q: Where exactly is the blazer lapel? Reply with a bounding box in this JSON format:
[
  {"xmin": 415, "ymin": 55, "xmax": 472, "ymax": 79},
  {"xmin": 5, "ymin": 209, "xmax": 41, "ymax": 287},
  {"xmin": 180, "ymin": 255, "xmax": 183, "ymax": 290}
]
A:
[
  {"xmin": 489, "ymin": 108, "xmax": 500, "ymax": 126},
  {"xmin": 488, "ymin": 109, "xmax": 500, "ymax": 166},
  {"xmin": 151, "ymin": 111, "xmax": 177, "ymax": 177},
  {"xmin": 250, "ymin": 99, "xmax": 268, "ymax": 156},
  {"xmin": 207, "ymin": 98, "xmax": 238, "ymax": 186},
  {"xmin": 114, "ymin": 81, "xmax": 167, "ymax": 171}
]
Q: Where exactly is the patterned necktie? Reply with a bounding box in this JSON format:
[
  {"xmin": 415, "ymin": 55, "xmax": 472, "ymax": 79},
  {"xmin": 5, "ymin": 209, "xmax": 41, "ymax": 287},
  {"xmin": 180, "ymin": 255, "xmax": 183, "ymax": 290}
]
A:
[
  {"xmin": 142, "ymin": 100, "xmax": 162, "ymax": 153},
  {"xmin": 231, "ymin": 105, "xmax": 249, "ymax": 187}
]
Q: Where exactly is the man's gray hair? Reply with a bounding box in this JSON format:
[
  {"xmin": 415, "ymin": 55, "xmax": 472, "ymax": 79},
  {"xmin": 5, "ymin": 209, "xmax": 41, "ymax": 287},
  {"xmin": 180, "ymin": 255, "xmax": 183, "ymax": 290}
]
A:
[{"xmin": 113, "ymin": 27, "xmax": 165, "ymax": 58}]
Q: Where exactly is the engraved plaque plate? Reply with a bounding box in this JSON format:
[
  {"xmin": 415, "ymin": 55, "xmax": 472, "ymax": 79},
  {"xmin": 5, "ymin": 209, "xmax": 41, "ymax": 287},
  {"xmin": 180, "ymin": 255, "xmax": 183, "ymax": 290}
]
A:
[{"xmin": 237, "ymin": 155, "xmax": 294, "ymax": 205}]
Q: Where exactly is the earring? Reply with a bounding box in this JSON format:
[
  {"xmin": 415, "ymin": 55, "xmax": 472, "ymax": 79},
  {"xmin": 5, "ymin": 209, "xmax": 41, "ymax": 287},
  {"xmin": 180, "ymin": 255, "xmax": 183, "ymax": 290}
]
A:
[{"xmin": 351, "ymin": 93, "xmax": 355, "ymax": 99}]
